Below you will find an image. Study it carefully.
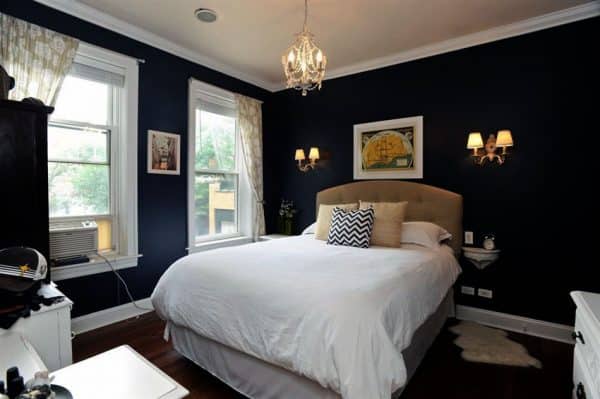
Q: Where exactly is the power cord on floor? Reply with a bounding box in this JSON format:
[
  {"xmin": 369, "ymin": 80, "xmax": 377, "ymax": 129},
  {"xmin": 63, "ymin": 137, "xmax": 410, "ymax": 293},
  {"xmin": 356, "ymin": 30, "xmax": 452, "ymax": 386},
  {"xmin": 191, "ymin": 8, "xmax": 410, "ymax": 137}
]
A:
[{"xmin": 95, "ymin": 252, "xmax": 154, "ymax": 312}]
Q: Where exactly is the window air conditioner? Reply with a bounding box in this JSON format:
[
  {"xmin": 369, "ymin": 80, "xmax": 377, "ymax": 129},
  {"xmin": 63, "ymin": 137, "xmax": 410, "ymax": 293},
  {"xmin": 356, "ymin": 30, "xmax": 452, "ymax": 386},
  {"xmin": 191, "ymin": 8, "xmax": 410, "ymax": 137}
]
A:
[{"xmin": 49, "ymin": 220, "xmax": 98, "ymax": 262}]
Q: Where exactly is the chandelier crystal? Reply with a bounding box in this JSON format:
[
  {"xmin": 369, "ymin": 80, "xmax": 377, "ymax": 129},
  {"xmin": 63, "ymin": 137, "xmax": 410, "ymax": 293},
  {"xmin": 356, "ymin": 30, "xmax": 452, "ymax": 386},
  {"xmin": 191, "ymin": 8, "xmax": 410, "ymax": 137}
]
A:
[{"xmin": 281, "ymin": 0, "xmax": 327, "ymax": 96}]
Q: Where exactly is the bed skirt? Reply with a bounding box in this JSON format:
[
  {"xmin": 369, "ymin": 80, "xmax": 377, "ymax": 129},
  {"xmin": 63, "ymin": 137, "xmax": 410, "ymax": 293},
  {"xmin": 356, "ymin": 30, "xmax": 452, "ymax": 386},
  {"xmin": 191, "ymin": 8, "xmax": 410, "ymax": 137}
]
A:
[{"xmin": 169, "ymin": 289, "xmax": 454, "ymax": 399}]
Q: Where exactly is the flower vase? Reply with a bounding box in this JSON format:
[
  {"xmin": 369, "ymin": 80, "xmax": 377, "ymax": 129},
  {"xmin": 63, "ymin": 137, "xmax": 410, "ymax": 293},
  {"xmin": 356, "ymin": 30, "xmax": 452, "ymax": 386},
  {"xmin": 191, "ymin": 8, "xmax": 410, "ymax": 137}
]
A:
[{"xmin": 278, "ymin": 216, "xmax": 294, "ymax": 235}]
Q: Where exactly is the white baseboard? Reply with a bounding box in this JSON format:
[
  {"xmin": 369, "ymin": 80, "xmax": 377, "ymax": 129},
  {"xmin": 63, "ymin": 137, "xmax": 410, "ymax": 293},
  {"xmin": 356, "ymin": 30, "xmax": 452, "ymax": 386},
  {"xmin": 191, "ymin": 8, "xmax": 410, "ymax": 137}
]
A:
[
  {"xmin": 71, "ymin": 297, "xmax": 154, "ymax": 335},
  {"xmin": 71, "ymin": 299, "xmax": 573, "ymax": 345},
  {"xmin": 456, "ymin": 305, "xmax": 574, "ymax": 344}
]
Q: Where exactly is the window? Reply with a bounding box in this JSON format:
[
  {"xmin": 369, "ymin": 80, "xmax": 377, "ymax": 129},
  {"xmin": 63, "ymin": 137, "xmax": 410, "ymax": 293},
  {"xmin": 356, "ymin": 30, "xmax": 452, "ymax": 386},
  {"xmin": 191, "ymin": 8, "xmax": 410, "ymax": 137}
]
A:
[
  {"xmin": 188, "ymin": 79, "xmax": 253, "ymax": 249},
  {"xmin": 49, "ymin": 43, "xmax": 139, "ymax": 280},
  {"xmin": 49, "ymin": 74, "xmax": 115, "ymax": 251}
]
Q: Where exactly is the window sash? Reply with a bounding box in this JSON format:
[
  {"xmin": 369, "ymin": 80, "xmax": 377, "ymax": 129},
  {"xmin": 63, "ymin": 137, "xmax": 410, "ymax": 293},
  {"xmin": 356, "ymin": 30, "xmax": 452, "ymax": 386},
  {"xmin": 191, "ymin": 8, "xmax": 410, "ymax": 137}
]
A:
[
  {"xmin": 48, "ymin": 73, "xmax": 117, "ymax": 221},
  {"xmin": 195, "ymin": 107, "xmax": 238, "ymax": 174},
  {"xmin": 192, "ymin": 102, "xmax": 240, "ymax": 242},
  {"xmin": 48, "ymin": 122, "xmax": 111, "ymax": 166},
  {"xmin": 70, "ymin": 61, "xmax": 125, "ymax": 88},
  {"xmin": 48, "ymin": 161, "xmax": 111, "ymax": 218},
  {"xmin": 193, "ymin": 171, "xmax": 239, "ymax": 242},
  {"xmin": 188, "ymin": 78, "xmax": 251, "ymax": 248}
]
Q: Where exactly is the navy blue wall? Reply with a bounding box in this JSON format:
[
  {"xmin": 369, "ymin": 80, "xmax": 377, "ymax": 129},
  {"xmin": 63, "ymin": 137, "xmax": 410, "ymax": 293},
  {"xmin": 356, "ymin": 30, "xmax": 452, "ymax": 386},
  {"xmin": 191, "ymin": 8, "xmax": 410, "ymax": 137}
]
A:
[
  {"xmin": 3, "ymin": 1, "xmax": 599, "ymax": 325},
  {"xmin": 0, "ymin": 1, "xmax": 272, "ymax": 316},
  {"xmin": 264, "ymin": 18, "xmax": 600, "ymax": 325}
]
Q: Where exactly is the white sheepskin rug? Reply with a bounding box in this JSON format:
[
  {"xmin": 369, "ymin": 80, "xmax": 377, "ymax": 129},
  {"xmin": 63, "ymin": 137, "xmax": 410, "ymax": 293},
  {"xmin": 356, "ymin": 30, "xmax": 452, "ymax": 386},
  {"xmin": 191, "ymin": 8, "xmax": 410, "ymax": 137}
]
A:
[{"xmin": 449, "ymin": 321, "xmax": 542, "ymax": 368}]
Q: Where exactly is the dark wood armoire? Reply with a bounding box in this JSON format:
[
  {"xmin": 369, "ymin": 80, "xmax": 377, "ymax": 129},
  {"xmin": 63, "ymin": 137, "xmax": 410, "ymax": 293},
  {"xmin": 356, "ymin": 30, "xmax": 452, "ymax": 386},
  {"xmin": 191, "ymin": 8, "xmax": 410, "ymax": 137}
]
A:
[{"xmin": 0, "ymin": 99, "xmax": 53, "ymax": 282}]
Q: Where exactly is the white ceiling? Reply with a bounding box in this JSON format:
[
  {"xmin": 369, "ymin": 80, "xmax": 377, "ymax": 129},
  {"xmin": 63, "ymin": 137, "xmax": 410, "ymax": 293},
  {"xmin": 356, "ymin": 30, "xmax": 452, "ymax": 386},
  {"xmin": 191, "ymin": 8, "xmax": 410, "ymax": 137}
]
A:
[{"xmin": 46, "ymin": 0, "xmax": 598, "ymax": 90}]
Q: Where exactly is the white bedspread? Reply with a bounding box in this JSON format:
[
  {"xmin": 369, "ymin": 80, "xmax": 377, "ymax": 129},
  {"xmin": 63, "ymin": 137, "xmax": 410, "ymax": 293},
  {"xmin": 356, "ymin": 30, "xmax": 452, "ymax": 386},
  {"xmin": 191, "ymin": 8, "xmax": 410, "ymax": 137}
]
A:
[{"xmin": 151, "ymin": 236, "xmax": 460, "ymax": 399}]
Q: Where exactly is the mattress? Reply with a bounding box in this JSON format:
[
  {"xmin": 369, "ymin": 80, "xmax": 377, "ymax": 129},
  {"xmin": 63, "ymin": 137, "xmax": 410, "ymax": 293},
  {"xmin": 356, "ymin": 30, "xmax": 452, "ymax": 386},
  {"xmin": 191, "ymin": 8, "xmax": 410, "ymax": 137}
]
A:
[{"xmin": 152, "ymin": 235, "xmax": 461, "ymax": 399}]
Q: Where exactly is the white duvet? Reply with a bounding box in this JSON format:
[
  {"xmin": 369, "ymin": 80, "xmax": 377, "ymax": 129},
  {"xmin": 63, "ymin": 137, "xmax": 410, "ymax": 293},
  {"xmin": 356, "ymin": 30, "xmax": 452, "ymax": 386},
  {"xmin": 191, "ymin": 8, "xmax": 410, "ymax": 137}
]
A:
[{"xmin": 151, "ymin": 235, "xmax": 460, "ymax": 399}]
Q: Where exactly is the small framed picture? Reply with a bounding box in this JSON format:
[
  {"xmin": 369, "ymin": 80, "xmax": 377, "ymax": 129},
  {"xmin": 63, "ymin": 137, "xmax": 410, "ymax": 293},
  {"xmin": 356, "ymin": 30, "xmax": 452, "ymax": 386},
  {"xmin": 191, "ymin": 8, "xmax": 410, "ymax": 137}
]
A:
[
  {"xmin": 353, "ymin": 116, "xmax": 423, "ymax": 179},
  {"xmin": 147, "ymin": 130, "xmax": 181, "ymax": 175}
]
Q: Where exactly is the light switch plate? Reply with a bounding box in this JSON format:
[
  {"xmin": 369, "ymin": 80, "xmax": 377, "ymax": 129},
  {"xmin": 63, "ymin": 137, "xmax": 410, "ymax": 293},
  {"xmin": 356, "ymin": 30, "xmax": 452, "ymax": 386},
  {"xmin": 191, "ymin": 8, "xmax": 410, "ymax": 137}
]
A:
[
  {"xmin": 478, "ymin": 288, "xmax": 493, "ymax": 299},
  {"xmin": 465, "ymin": 231, "xmax": 474, "ymax": 245},
  {"xmin": 461, "ymin": 286, "xmax": 475, "ymax": 296}
]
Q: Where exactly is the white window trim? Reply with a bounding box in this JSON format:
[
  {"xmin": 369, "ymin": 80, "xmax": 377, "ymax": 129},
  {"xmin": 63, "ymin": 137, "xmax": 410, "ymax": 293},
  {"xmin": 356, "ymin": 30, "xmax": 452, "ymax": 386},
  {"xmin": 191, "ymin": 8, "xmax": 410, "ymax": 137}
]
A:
[
  {"xmin": 51, "ymin": 42, "xmax": 140, "ymax": 281},
  {"xmin": 187, "ymin": 78, "xmax": 254, "ymax": 253}
]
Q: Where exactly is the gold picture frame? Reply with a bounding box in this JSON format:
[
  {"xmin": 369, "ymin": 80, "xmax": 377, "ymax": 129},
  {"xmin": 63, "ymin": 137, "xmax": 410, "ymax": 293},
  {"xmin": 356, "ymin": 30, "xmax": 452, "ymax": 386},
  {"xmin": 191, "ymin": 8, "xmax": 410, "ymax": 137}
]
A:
[{"xmin": 353, "ymin": 116, "xmax": 423, "ymax": 179}]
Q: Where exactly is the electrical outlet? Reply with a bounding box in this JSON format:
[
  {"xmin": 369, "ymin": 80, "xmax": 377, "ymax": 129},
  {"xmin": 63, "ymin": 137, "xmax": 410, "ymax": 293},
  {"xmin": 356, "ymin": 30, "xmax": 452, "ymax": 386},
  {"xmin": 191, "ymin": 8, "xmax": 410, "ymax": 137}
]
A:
[
  {"xmin": 461, "ymin": 286, "xmax": 475, "ymax": 296},
  {"xmin": 478, "ymin": 288, "xmax": 493, "ymax": 299},
  {"xmin": 464, "ymin": 231, "xmax": 474, "ymax": 245}
]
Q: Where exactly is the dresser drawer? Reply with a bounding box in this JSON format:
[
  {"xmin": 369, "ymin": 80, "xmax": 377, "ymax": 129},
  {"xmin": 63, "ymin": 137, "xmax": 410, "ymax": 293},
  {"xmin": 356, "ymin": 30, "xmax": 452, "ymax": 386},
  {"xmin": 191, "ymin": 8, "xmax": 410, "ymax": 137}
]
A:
[{"xmin": 574, "ymin": 345, "xmax": 600, "ymax": 399}]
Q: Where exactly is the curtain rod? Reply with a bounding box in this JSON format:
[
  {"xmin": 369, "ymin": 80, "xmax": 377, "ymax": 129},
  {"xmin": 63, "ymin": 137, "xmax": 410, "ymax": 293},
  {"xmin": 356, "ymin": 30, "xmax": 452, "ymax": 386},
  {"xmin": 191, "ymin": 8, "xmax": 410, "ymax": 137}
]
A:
[{"xmin": 80, "ymin": 40, "xmax": 146, "ymax": 65}]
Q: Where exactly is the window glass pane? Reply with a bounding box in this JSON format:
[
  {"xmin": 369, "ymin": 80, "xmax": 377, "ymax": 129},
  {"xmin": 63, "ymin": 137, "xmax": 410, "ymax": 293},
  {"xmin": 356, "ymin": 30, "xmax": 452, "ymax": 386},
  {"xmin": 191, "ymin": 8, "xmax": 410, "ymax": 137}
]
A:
[
  {"xmin": 49, "ymin": 162, "xmax": 110, "ymax": 217},
  {"xmin": 195, "ymin": 110, "xmax": 236, "ymax": 171},
  {"xmin": 52, "ymin": 75, "xmax": 110, "ymax": 125},
  {"xmin": 194, "ymin": 173, "xmax": 237, "ymax": 238},
  {"xmin": 48, "ymin": 125, "xmax": 108, "ymax": 163}
]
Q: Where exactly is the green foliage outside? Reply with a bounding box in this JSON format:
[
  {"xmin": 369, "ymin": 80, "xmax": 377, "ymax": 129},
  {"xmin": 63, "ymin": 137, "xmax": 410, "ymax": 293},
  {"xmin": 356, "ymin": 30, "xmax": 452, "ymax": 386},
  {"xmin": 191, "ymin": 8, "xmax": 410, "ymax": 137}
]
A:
[
  {"xmin": 48, "ymin": 128, "xmax": 110, "ymax": 217},
  {"xmin": 194, "ymin": 111, "xmax": 236, "ymax": 236},
  {"xmin": 47, "ymin": 110, "xmax": 236, "ymax": 232}
]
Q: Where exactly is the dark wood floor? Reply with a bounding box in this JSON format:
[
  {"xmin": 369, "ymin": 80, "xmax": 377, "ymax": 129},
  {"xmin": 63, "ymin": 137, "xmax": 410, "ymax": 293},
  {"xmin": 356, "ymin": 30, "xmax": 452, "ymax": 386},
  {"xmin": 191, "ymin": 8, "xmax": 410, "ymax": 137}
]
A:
[{"xmin": 73, "ymin": 313, "xmax": 574, "ymax": 399}]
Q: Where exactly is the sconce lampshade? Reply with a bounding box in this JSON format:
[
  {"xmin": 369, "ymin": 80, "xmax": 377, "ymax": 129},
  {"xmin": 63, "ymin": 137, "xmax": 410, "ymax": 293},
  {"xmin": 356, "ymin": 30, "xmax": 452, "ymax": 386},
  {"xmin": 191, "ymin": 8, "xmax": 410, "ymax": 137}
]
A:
[
  {"xmin": 295, "ymin": 149, "xmax": 306, "ymax": 161},
  {"xmin": 308, "ymin": 147, "xmax": 320, "ymax": 160},
  {"xmin": 496, "ymin": 130, "xmax": 513, "ymax": 147},
  {"xmin": 466, "ymin": 132, "xmax": 484, "ymax": 149}
]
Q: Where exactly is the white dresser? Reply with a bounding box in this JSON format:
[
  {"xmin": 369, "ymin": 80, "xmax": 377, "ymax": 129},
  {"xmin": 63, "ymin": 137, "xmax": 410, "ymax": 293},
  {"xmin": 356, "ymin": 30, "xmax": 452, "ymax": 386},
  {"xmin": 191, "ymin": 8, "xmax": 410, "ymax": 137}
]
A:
[
  {"xmin": 571, "ymin": 291, "xmax": 600, "ymax": 399},
  {"xmin": 1, "ymin": 284, "xmax": 73, "ymax": 371}
]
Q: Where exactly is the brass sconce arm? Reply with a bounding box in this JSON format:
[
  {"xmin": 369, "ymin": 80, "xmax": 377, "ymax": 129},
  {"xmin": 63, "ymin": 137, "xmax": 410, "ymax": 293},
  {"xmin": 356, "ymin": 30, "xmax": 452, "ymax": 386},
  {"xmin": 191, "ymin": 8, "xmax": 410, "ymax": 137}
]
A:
[
  {"xmin": 466, "ymin": 130, "xmax": 513, "ymax": 166},
  {"xmin": 295, "ymin": 147, "xmax": 320, "ymax": 172}
]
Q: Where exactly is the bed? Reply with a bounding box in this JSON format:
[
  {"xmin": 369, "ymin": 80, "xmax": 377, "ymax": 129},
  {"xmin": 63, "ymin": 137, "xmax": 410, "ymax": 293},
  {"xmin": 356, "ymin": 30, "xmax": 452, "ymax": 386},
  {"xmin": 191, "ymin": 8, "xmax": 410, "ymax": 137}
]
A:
[{"xmin": 152, "ymin": 181, "xmax": 463, "ymax": 399}]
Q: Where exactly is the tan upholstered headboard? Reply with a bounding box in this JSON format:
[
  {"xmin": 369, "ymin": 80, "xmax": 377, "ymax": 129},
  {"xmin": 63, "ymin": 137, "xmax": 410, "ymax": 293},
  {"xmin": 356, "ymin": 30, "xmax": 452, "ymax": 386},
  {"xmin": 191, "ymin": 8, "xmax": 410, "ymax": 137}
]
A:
[{"xmin": 316, "ymin": 181, "xmax": 463, "ymax": 255}]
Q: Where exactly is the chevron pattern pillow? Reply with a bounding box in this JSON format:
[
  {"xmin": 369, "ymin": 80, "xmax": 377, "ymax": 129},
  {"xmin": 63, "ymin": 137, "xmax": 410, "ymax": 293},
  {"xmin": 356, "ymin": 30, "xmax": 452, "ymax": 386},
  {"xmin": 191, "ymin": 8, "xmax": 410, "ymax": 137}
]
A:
[{"xmin": 327, "ymin": 207, "xmax": 375, "ymax": 248}]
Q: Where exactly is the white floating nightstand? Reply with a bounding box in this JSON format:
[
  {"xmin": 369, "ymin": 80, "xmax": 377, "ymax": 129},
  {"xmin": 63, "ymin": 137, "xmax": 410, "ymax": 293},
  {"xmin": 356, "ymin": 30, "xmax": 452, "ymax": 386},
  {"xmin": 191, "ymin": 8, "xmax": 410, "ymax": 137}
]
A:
[{"xmin": 462, "ymin": 247, "xmax": 500, "ymax": 270}]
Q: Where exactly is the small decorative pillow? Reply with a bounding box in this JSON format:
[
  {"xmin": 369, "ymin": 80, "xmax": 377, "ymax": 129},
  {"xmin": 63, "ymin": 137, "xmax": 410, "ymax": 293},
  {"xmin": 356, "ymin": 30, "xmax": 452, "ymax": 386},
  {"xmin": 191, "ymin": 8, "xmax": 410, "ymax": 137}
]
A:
[
  {"xmin": 314, "ymin": 203, "xmax": 358, "ymax": 240},
  {"xmin": 327, "ymin": 207, "xmax": 375, "ymax": 248},
  {"xmin": 359, "ymin": 201, "xmax": 408, "ymax": 247}
]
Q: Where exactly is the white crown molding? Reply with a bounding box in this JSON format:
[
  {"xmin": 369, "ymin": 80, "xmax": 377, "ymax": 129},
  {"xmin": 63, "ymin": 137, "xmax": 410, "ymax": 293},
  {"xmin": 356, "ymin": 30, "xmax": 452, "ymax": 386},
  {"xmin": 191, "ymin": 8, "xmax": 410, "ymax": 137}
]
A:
[
  {"xmin": 275, "ymin": 1, "xmax": 600, "ymax": 91},
  {"xmin": 456, "ymin": 305, "xmax": 574, "ymax": 344},
  {"xmin": 32, "ymin": 0, "xmax": 280, "ymax": 92},
  {"xmin": 33, "ymin": 0, "xmax": 599, "ymax": 93}
]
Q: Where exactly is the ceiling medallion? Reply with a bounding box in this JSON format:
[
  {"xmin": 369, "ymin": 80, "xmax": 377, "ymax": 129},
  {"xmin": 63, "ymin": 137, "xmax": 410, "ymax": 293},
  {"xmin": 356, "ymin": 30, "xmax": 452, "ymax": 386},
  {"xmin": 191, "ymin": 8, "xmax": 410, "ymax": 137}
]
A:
[{"xmin": 281, "ymin": 0, "xmax": 327, "ymax": 96}]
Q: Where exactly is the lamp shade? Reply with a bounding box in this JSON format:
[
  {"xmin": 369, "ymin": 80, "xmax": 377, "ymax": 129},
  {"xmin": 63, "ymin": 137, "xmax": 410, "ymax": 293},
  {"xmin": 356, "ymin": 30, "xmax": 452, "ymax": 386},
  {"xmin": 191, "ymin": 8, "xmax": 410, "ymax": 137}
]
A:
[
  {"xmin": 466, "ymin": 132, "xmax": 484, "ymax": 149},
  {"xmin": 308, "ymin": 147, "xmax": 320, "ymax": 160},
  {"xmin": 295, "ymin": 149, "xmax": 306, "ymax": 161},
  {"xmin": 496, "ymin": 130, "xmax": 513, "ymax": 147}
]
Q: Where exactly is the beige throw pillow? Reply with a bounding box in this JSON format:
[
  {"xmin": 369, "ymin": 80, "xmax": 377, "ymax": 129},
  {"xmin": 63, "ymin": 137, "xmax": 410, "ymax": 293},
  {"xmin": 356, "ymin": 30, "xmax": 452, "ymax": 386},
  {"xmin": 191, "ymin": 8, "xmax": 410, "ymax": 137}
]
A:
[
  {"xmin": 315, "ymin": 203, "xmax": 358, "ymax": 240},
  {"xmin": 359, "ymin": 201, "xmax": 408, "ymax": 247}
]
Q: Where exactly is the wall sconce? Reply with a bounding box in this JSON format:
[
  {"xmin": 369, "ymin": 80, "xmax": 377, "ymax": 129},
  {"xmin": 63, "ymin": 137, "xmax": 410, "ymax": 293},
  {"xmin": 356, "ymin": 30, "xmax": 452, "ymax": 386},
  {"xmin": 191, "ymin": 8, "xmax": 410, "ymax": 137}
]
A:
[
  {"xmin": 295, "ymin": 147, "xmax": 319, "ymax": 172},
  {"xmin": 466, "ymin": 130, "xmax": 513, "ymax": 165}
]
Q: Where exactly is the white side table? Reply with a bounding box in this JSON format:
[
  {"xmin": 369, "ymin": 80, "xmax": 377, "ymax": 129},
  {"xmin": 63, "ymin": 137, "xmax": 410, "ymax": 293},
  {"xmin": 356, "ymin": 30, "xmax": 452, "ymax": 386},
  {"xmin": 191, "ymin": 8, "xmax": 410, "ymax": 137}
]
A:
[
  {"xmin": 3, "ymin": 283, "xmax": 73, "ymax": 371},
  {"xmin": 259, "ymin": 234, "xmax": 292, "ymax": 241},
  {"xmin": 51, "ymin": 345, "xmax": 189, "ymax": 399}
]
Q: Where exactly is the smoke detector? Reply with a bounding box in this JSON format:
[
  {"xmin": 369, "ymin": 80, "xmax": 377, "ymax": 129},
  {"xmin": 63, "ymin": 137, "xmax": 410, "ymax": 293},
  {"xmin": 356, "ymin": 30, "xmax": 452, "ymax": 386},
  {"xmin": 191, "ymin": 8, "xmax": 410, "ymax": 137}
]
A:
[{"xmin": 195, "ymin": 8, "xmax": 218, "ymax": 23}]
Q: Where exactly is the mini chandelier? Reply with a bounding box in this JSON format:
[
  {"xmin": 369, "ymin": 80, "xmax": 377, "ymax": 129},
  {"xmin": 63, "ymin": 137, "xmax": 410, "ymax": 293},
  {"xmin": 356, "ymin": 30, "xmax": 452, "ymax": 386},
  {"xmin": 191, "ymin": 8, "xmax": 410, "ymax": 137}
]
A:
[{"xmin": 281, "ymin": 0, "xmax": 327, "ymax": 96}]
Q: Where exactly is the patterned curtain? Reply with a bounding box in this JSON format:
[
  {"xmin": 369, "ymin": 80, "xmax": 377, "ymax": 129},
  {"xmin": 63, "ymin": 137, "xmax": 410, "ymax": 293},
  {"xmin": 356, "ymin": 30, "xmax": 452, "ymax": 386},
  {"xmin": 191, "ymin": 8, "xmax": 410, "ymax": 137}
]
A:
[
  {"xmin": 235, "ymin": 93, "xmax": 265, "ymax": 240},
  {"xmin": 0, "ymin": 13, "xmax": 79, "ymax": 106}
]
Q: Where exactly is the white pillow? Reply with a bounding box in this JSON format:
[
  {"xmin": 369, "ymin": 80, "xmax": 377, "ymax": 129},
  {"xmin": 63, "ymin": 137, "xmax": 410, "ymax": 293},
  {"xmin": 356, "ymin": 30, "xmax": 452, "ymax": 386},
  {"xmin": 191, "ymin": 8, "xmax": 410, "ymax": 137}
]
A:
[
  {"xmin": 302, "ymin": 222, "xmax": 316, "ymax": 235},
  {"xmin": 401, "ymin": 222, "xmax": 452, "ymax": 249}
]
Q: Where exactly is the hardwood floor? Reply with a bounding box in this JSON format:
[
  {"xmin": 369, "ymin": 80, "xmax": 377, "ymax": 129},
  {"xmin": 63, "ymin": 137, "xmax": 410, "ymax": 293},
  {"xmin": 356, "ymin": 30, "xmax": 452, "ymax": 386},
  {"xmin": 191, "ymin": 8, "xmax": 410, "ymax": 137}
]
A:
[{"xmin": 73, "ymin": 313, "xmax": 574, "ymax": 399}]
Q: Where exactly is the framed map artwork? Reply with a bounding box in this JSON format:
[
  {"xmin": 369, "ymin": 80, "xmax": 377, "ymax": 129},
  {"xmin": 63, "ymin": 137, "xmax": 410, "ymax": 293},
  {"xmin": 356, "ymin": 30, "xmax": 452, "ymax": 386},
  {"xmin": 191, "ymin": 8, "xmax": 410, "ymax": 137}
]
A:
[{"xmin": 353, "ymin": 116, "xmax": 423, "ymax": 179}]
